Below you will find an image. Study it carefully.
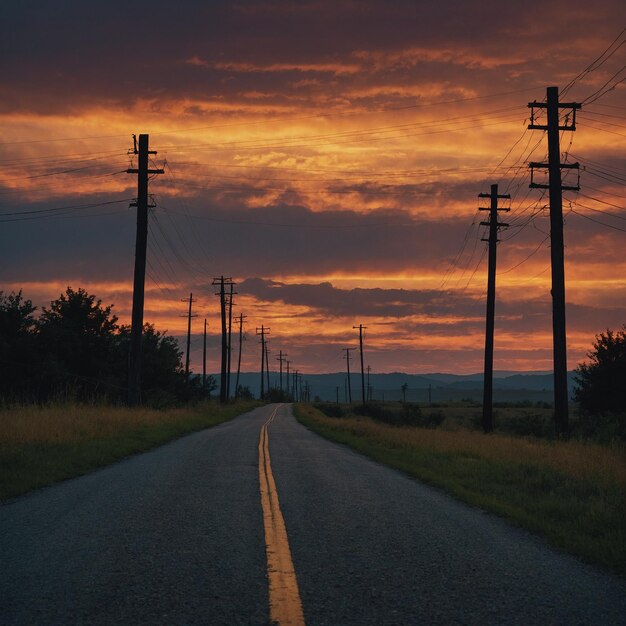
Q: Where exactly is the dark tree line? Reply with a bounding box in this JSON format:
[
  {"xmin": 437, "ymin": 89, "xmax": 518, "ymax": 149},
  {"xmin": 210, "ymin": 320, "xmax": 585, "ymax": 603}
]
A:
[{"xmin": 0, "ymin": 287, "xmax": 213, "ymax": 406}]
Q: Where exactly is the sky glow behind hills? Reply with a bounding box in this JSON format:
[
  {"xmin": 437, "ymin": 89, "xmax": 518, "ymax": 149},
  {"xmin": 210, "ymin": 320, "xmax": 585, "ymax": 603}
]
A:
[{"xmin": 1, "ymin": 1, "xmax": 625, "ymax": 375}]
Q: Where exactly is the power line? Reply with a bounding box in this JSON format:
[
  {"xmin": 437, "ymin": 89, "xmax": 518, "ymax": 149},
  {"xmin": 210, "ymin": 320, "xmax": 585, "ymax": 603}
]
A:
[{"xmin": 0, "ymin": 87, "xmax": 539, "ymax": 147}]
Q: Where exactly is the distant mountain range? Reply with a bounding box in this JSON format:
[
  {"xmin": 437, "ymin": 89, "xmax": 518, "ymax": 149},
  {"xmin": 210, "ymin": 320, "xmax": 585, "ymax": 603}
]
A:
[{"xmin": 213, "ymin": 371, "xmax": 578, "ymax": 403}]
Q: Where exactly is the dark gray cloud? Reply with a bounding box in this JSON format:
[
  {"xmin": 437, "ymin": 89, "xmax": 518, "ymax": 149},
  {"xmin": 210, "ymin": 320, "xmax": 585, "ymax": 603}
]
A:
[
  {"xmin": 237, "ymin": 277, "xmax": 624, "ymax": 336},
  {"xmin": 1, "ymin": 1, "xmax": 622, "ymax": 114}
]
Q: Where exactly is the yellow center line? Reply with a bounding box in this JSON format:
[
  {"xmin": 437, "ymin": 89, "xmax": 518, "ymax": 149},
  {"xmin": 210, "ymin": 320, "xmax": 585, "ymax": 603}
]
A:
[{"xmin": 258, "ymin": 404, "xmax": 306, "ymax": 626}]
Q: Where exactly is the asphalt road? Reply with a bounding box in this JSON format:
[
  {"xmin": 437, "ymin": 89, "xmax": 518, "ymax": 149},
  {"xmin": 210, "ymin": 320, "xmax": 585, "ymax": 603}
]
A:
[{"xmin": 1, "ymin": 403, "xmax": 625, "ymax": 625}]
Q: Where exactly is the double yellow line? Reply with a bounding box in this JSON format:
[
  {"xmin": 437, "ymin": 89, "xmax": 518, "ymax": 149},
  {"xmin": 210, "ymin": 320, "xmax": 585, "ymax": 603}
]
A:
[{"xmin": 258, "ymin": 405, "xmax": 306, "ymax": 626}]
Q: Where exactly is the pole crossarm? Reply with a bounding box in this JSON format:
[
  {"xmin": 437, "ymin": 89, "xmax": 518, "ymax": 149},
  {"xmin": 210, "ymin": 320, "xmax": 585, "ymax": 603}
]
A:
[
  {"xmin": 528, "ymin": 100, "xmax": 581, "ymax": 131},
  {"xmin": 529, "ymin": 162, "xmax": 580, "ymax": 191}
]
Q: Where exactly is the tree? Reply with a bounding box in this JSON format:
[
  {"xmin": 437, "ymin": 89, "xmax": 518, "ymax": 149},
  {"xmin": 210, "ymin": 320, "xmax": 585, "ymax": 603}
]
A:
[
  {"xmin": 0, "ymin": 291, "xmax": 40, "ymax": 400},
  {"xmin": 401, "ymin": 382, "xmax": 408, "ymax": 403},
  {"xmin": 574, "ymin": 326, "xmax": 626, "ymax": 437},
  {"xmin": 36, "ymin": 287, "xmax": 120, "ymax": 396},
  {"xmin": 116, "ymin": 323, "xmax": 186, "ymax": 404}
]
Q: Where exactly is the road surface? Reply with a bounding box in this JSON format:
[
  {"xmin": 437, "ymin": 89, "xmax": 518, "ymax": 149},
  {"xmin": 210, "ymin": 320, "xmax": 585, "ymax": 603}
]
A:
[{"xmin": 1, "ymin": 403, "xmax": 625, "ymax": 625}]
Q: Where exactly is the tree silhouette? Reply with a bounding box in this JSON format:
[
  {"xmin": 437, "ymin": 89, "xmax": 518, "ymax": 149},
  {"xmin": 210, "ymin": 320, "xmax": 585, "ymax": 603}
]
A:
[
  {"xmin": 36, "ymin": 287, "xmax": 120, "ymax": 395},
  {"xmin": 575, "ymin": 326, "xmax": 626, "ymax": 417},
  {"xmin": 0, "ymin": 290, "xmax": 41, "ymax": 399}
]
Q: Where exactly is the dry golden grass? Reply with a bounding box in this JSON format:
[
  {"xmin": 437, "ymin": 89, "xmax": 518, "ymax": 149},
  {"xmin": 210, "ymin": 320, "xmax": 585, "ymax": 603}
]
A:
[
  {"xmin": 344, "ymin": 415, "xmax": 625, "ymax": 485},
  {"xmin": 0, "ymin": 403, "xmax": 205, "ymax": 445}
]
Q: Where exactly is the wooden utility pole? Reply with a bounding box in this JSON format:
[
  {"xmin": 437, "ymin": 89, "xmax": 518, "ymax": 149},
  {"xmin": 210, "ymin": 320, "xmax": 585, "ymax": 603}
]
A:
[
  {"xmin": 293, "ymin": 369, "xmax": 298, "ymax": 400},
  {"xmin": 213, "ymin": 277, "xmax": 234, "ymax": 403},
  {"xmin": 202, "ymin": 318, "xmax": 207, "ymax": 388},
  {"xmin": 127, "ymin": 134, "xmax": 163, "ymax": 406},
  {"xmin": 353, "ymin": 324, "xmax": 368, "ymax": 405},
  {"xmin": 277, "ymin": 350, "xmax": 287, "ymax": 394},
  {"xmin": 479, "ymin": 184, "xmax": 510, "ymax": 433},
  {"xmin": 181, "ymin": 293, "xmax": 198, "ymax": 381},
  {"xmin": 256, "ymin": 325, "xmax": 269, "ymax": 399},
  {"xmin": 265, "ymin": 344, "xmax": 271, "ymax": 393},
  {"xmin": 528, "ymin": 87, "xmax": 580, "ymax": 437},
  {"xmin": 235, "ymin": 313, "xmax": 247, "ymax": 398},
  {"xmin": 366, "ymin": 365, "xmax": 371, "ymax": 402},
  {"xmin": 285, "ymin": 360, "xmax": 291, "ymax": 398},
  {"xmin": 226, "ymin": 282, "xmax": 236, "ymax": 399},
  {"xmin": 343, "ymin": 347, "xmax": 356, "ymax": 403}
]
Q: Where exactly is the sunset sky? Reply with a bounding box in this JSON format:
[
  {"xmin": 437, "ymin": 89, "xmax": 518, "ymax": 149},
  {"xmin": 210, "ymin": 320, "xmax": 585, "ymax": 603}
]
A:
[{"xmin": 1, "ymin": 1, "xmax": 625, "ymax": 377}]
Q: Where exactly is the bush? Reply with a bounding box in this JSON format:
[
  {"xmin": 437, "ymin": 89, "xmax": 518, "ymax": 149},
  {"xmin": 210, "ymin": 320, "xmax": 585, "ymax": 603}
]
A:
[
  {"xmin": 422, "ymin": 410, "xmax": 446, "ymax": 428},
  {"xmin": 353, "ymin": 402, "xmax": 424, "ymax": 426},
  {"xmin": 505, "ymin": 413, "xmax": 552, "ymax": 438},
  {"xmin": 313, "ymin": 402, "xmax": 347, "ymax": 418},
  {"xmin": 573, "ymin": 411, "xmax": 626, "ymax": 443}
]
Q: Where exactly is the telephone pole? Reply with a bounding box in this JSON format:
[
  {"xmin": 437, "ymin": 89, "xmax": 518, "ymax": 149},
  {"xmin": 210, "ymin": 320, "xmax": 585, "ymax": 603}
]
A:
[
  {"xmin": 286, "ymin": 360, "xmax": 291, "ymax": 398},
  {"xmin": 226, "ymin": 282, "xmax": 237, "ymax": 399},
  {"xmin": 528, "ymin": 87, "xmax": 580, "ymax": 437},
  {"xmin": 126, "ymin": 134, "xmax": 163, "ymax": 406},
  {"xmin": 213, "ymin": 277, "xmax": 234, "ymax": 403},
  {"xmin": 265, "ymin": 344, "xmax": 271, "ymax": 393},
  {"xmin": 343, "ymin": 347, "xmax": 356, "ymax": 403},
  {"xmin": 277, "ymin": 350, "xmax": 287, "ymax": 394},
  {"xmin": 366, "ymin": 365, "xmax": 372, "ymax": 402},
  {"xmin": 235, "ymin": 313, "xmax": 247, "ymax": 398},
  {"xmin": 293, "ymin": 369, "xmax": 299, "ymax": 400},
  {"xmin": 203, "ymin": 318, "xmax": 207, "ymax": 388},
  {"xmin": 181, "ymin": 293, "xmax": 198, "ymax": 381},
  {"xmin": 256, "ymin": 325, "xmax": 269, "ymax": 399},
  {"xmin": 353, "ymin": 325, "xmax": 367, "ymax": 405},
  {"xmin": 479, "ymin": 184, "xmax": 510, "ymax": 433}
]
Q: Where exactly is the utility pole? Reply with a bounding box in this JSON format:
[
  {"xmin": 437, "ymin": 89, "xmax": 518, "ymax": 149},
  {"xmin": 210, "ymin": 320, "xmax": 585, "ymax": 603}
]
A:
[
  {"xmin": 277, "ymin": 350, "xmax": 287, "ymax": 394},
  {"xmin": 265, "ymin": 344, "xmax": 271, "ymax": 394},
  {"xmin": 202, "ymin": 318, "xmax": 207, "ymax": 389},
  {"xmin": 256, "ymin": 325, "xmax": 269, "ymax": 399},
  {"xmin": 293, "ymin": 370, "xmax": 298, "ymax": 400},
  {"xmin": 479, "ymin": 184, "xmax": 510, "ymax": 433},
  {"xmin": 286, "ymin": 360, "xmax": 291, "ymax": 399},
  {"xmin": 235, "ymin": 313, "xmax": 247, "ymax": 398},
  {"xmin": 366, "ymin": 365, "xmax": 371, "ymax": 402},
  {"xmin": 126, "ymin": 134, "xmax": 163, "ymax": 406},
  {"xmin": 213, "ymin": 277, "xmax": 234, "ymax": 403},
  {"xmin": 226, "ymin": 282, "xmax": 236, "ymax": 400},
  {"xmin": 528, "ymin": 87, "xmax": 580, "ymax": 437},
  {"xmin": 353, "ymin": 324, "xmax": 368, "ymax": 405},
  {"xmin": 181, "ymin": 293, "xmax": 198, "ymax": 381},
  {"xmin": 343, "ymin": 347, "xmax": 356, "ymax": 403}
]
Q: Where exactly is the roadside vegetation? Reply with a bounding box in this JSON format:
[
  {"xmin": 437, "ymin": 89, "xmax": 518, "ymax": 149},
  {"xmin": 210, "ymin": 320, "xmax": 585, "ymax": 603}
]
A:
[
  {"xmin": 0, "ymin": 399, "xmax": 259, "ymax": 501},
  {"xmin": 0, "ymin": 287, "xmax": 261, "ymax": 501},
  {"xmin": 294, "ymin": 401, "xmax": 626, "ymax": 576}
]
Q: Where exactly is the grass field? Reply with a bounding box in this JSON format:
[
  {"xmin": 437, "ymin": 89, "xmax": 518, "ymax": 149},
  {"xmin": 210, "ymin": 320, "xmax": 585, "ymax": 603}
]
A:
[
  {"xmin": 294, "ymin": 403, "xmax": 626, "ymax": 577},
  {"xmin": 0, "ymin": 400, "xmax": 259, "ymax": 501}
]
